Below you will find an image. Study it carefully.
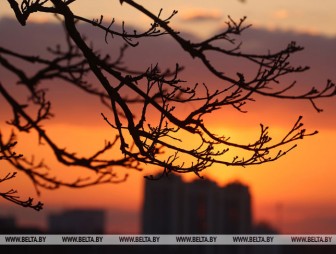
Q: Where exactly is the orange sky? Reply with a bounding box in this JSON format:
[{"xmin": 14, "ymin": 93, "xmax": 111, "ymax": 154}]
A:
[
  {"xmin": 2, "ymin": 108, "xmax": 335, "ymax": 233},
  {"xmin": 1, "ymin": 1, "xmax": 336, "ymax": 234}
]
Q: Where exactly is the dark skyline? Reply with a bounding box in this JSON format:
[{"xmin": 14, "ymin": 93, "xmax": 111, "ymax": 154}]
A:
[
  {"xmin": 0, "ymin": 177, "xmax": 269, "ymax": 235},
  {"xmin": 143, "ymin": 175, "xmax": 252, "ymax": 234}
]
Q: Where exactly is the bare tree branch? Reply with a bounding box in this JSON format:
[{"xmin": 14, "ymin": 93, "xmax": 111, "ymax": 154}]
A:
[
  {"xmin": 0, "ymin": 132, "xmax": 43, "ymax": 210},
  {"xmin": 1, "ymin": 0, "xmax": 335, "ymax": 208}
]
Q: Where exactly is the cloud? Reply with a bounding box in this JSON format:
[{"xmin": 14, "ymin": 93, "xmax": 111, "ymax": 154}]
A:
[
  {"xmin": 1, "ymin": 17, "xmax": 336, "ymax": 129},
  {"xmin": 180, "ymin": 9, "xmax": 222, "ymax": 22},
  {"xmin": 272, "ymin": 9, "xmax": 289, "ymax": 20}
]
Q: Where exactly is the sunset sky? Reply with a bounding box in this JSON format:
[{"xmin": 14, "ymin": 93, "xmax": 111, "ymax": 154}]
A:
[{"xmin": 1, "ymin": 0, "xmax": 336, "ymax": 234}]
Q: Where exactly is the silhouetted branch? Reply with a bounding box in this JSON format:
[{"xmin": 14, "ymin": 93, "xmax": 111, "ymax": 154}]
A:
[
  {"xmin": 1, "ymin": 0, "xmax": 335, "ymax": 206},
  {"xmin": 0, "ymin": 133, "xmax": 43, "ymax": 210}
]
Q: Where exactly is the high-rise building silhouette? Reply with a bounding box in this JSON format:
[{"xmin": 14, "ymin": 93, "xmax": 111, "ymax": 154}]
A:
[
  {"xmin": 142, "ymin": 174, "xmax": 185, "ymax": 234},
  {"xmin": 142, "ymin": 174, "xmax": 252, "ymax": 234}
]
